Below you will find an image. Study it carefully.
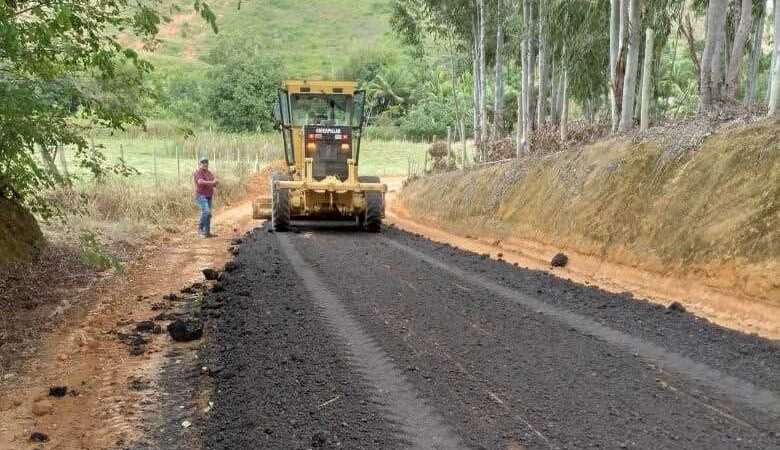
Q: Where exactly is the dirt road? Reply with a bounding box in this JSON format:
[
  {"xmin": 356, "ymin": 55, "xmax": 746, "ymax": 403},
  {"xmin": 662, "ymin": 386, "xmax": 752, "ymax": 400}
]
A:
[{"xmin": 148, "ymin": 224, "xmax": 779, "ymax": 450}]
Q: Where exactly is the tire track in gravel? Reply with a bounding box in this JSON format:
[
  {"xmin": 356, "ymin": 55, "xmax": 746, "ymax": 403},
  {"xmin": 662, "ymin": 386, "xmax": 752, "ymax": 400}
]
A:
[
  {"xmin": 193, "ymin": 229, "xmax": 402, "ymax": 450},
  {"xmin": 277, "ymin": 233, "xmax": 467, "ymax": 450},
  {"xmin": 291, "ymin": 228, "xmax": 779, "ymax": 449},
  {"xmin": 383, "ymin": 237, "xmax": 780, "ymax": 420}
]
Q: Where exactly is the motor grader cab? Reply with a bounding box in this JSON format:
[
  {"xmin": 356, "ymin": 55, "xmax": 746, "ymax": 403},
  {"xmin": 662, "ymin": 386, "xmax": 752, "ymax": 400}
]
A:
[{"xmin": 253, "ymin": 80, "xmax": 387, "ymax": 231}]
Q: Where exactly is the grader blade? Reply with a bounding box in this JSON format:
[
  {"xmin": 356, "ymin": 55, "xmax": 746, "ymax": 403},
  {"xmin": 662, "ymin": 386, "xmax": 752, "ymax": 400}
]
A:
[{"xmin": 252, "ymin": 196, "xmax": 272, "ymax": 220}]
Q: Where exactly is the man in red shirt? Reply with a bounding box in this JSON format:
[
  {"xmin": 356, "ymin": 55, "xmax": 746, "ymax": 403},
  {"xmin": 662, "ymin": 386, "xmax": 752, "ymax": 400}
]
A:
[{"xmin": 193, "ymin": 157, "xmax": 218, "ymax": 237}]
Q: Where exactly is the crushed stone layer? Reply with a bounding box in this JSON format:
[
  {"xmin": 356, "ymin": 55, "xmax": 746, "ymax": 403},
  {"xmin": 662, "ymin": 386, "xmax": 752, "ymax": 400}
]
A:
[
  {"xmin": 151, "ymin": 224, "xmax": 779, "ymax": 449},
  {"xmin": 278, "ymin": 233, "xmax": 466, "ymax": 450}
]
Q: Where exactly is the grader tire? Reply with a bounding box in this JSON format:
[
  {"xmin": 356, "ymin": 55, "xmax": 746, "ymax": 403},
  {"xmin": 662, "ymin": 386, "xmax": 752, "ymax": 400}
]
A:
[
  {"xmin": 359, "ymin": 176, "xmax": 382, "ymax": 233},
  {"xmin": 271, "ymin": 173, "xmax": 291, "ymax": 232}
]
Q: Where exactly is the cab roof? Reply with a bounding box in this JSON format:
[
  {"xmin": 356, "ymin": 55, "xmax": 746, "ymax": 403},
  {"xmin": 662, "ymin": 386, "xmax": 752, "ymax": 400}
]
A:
[{"xmin": 283, "ymin": 80, "xmax": 358, "ymax": 95}]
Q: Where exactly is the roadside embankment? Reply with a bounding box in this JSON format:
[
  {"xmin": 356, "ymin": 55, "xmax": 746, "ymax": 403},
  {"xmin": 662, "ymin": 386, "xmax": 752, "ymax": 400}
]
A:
[
  {"xmin": 397, "ymin": 119, "xmax": 779, "ymax": 337},
  {"xmin": 0, "ymin": 197, "xmax": 44, "ymax": 265}
]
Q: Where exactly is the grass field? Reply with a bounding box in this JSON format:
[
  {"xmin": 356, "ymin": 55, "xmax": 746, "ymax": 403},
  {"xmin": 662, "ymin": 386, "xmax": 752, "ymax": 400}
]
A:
[
  {"xmin": 62, "ymin": 129, "xmax": 428, "ymax": 183},
  {"xmin": 137, "ymin": 0, "xmax": 398, "ymax": 77}
]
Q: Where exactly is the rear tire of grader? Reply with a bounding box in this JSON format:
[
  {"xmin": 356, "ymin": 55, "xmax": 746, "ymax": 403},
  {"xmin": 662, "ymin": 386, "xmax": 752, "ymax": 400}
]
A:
[
  {"xmin": 359, "ymin": 176, "xmax": 382, "ymax": 233},
  {"xmin": 271, "ymin": 173, "xmax": 290, "ymax": 232}
]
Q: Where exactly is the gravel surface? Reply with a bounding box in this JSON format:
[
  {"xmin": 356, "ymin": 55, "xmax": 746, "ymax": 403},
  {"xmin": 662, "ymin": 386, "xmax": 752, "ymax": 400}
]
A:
[
  {"xmin": 147, "ymin": 224, "xmax": 779, "ymax": 449},
  {"xmin": 196, "ymin": 230, "xmax": 401, "ymax": 450}
]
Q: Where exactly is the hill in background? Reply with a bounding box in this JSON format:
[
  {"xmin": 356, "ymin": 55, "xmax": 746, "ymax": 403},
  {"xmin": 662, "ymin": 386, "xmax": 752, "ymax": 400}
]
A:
[{"xmin": 138, "ymin": 0, "xmax": 398, "ymax": 78}]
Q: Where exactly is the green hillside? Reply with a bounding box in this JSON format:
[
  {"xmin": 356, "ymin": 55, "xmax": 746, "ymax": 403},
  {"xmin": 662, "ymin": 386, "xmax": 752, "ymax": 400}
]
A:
[{"xmin": 143, "ymin": 0, "xmax": 398, "ymax": 78}]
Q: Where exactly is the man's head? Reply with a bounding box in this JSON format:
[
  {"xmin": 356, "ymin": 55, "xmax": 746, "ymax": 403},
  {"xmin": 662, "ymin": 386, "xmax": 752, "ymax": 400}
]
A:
[{"xmin": 199, "ymin": 158, "xmax": 209, "ymax": 170}]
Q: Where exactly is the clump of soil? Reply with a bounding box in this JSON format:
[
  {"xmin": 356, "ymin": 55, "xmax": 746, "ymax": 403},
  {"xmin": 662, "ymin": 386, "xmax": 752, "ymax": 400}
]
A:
[
  {"xmin": 135, "ymin": 320, "xmax": 162, "ymax": 334},
  {"xmin": 48, "ymin": 386, "xmax": 68, "ymax": 397},
  {"xmin": 551, "ymin": 253, "xmax": 569, "ymax": 267},
  {"xmin": 30, "ymin": 432, "xmax": 49, "ymax": 443},
  {"xmin": 117, "ymin": 332, "xmax": 148, "ymax": 355},
  {"xmin": 167, "ymin": 319, "xmax": 203, "ymax": 342},
  {"xmin": 202, "ymin": 268, "xmax": 219, "ymax": 281},
  {"xmin": 667, "ymin": 301, "xmax": 687, "ymax": 313},
  {"xmin": 180, "ymin": 282, "xmax": 207, "ymax": 294}
]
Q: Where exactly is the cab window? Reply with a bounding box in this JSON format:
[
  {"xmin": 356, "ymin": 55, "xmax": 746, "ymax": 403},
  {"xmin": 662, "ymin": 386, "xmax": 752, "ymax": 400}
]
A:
[{"xmin": 291, "ymin": 94, "xmax": 351, "ymax": 126}]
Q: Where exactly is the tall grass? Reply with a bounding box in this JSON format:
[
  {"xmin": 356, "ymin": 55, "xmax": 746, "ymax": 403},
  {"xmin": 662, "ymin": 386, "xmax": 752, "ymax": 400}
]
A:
[
  {"xmin": 45, "ymin": 122, "xmax": 430, "ymax": 251},
  {"xmin": 46, "ymin": 123, "xmax": 275, "ymax": 249}
]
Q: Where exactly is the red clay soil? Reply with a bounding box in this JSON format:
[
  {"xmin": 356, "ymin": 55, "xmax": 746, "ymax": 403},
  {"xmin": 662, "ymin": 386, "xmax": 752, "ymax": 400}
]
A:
[{"xmin": 0, "ymin": 170, "xmax": 273, "ymax": 449}]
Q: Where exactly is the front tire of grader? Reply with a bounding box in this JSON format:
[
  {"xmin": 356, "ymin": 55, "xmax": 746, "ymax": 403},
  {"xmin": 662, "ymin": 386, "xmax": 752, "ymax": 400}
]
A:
[
  {"xmin": 271, "ymin": 174, "xmax": 291, "ymax": 232},
  {"xmin": 359, "ymin": 176, "xmax": 383, "ymax": 233}
]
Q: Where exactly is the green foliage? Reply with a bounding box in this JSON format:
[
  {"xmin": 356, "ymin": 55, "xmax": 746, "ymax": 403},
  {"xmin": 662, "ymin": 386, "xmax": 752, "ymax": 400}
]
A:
[
  {"xmin": 0, "ymin": 0, "xmax": 216, "ymax": 215},
  {"xmin": 337, "ymin": 49, "xmax": 400, "ymax": 86},
  {"xmin": 399, "ymin": 96, "xmax": 458, "ymax": 140},
  {"xmin": 204, "ymin": 37, "xmax": 283, "ymax": 132},
  {"xmin": 155, "ymin": 68, "xmax": 212, "ymax": 127},
  {"xmin": 78, "ymin": 229, "xmax": 123, "ymax": 273},
  {"xmin": 655, "ymin": 39, "xmax": 699, "ymax": 117}
]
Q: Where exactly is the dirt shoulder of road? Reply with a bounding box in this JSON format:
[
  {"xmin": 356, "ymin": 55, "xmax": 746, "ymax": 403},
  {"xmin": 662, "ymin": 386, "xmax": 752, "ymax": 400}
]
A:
[
  {"xmin": 384, "ymin": 179, "xmax": 780, "ymax": 340},
  {"xmin": 0, "ymin": 194, "xmax": 259, "ymax": 449}
]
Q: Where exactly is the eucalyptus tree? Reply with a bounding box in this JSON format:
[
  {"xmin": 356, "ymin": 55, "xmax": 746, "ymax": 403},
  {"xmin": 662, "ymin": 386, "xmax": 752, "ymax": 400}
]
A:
[
  {"xmin": 745, "ymin": 0, "xmax": 768, "ymax": 106},
  {"xmin": 725, "ymin": 0, "xmax": 754, "ymax": 100},
  {"xmin": 770, "ymin": 0, "xmax": 780, "ymax": 116},
  {"xmin": 700, "ymin": 0, "xmax": 731, "ymax": 111},
  {"xmin": 618, "ymin": 0, "xmax": 641, "ymax": 131},
  {"xmin": 392, "ymin": 0, "xmax": 487, "ymax": 142},
  {"xmin": 493, "ymin": 0, "xmax": 506, "ymax": 136}
]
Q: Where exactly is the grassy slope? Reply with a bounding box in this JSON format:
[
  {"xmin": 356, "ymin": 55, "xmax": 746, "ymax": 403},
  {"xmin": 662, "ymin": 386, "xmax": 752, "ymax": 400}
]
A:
[
  {"xmin": 105, "ymin": 0, "xmax": 422, "ymax": 180},
  {"xmin": 144, "ymin": 0, "xmax": 397, "ymax": 77},
  {"xmin": 401, "ymin": 119, "xmax": 780, "ymax": 304}
]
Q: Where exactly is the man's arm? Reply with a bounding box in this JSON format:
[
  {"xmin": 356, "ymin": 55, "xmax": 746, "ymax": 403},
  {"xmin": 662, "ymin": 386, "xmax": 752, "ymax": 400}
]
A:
[{"xmin": 196, "ymin": 179, "xmax": 217, "ymax": 186}]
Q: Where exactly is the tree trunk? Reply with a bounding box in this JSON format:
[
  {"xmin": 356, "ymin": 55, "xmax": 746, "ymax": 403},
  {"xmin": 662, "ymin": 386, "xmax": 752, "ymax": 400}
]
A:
[
  {"xmin": 549, "ymin": 62, "xmax": 558, "ymax": 124},
  {"xmin": 710, "ymin": 0, "xmax": 728, "ymax": 104},
  {"xmin": 725, "ymin": 0, "xmax": 753, "ymax": 100},
  {"xmin": 516, "ymin": 80, "xmax": 523, "ymax": 156},
  {"xmin": 521, "ymin": 0, "xmax": 532, "ymax": 152},
  {"xmin": 682, "ymin": 13, "xmax": 702, "ymax": 81},
  {"xmin": 493, "ymin": 0, "xmax": 505, "ymax": 137},
  {"xmin": 640, "ymin": 28, "xmax": 655, "ymax": 131},
  {"xmin": 560, "ymin": 69, "xmax": 569, "ymax": 141},
  {"xmin": 448, "ymin": 40, "xmax": 464, "ymax": 142},
  {"xmin": 536, "ymin": 3, "xmax": 548, "ymax": 128},
  {"xmin": 555, "ymin": 69, "xmax": 565, "ymax": 125},
  {"xmin": 700, "ymin": 0, "xmax": 728, "ymax": 112},
  {"xmin": 745, "ymin": 0, "xmax": 767, "ymax": 107},
  {"xmin": 39, "ymin": 146, "xmax": 65, "ymax": 185},
  {"xmin": 478, "ymin": 0, "xmax": 487, "ymax": 144},
  {"xmin": 618, "ymin": 0, "xmax": 640, "ymax": 131},
  {"xmin": 57, "ymin": 144, "xmax": 70, "ymax": 183},
  {"xmin": 770, "ymin": 1, "xmax": 780, "ymax": 116},
  {"xmin": 471, "ymin": 12, "xmax": 481, "ymax": 144},
  {"xmin": 528, "ymin": 0, "xmax": 538, "ymax": 131},
  {"xmin": 609, "ymin": 0, "xmax": 621, "ymax": 133}
]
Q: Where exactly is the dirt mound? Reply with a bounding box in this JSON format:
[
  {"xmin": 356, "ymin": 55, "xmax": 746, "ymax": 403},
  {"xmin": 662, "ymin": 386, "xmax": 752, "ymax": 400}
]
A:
[
  {"xmin": 245, "ymin": 160, "xmax": 288, "ymax": 198},
  {"xmin": 0, "ymin": 197, "xmax": 44, "ymax": 265},
  {"xmin": 401, "ymin": 119, "xmax": 780, "ymax": 310}
]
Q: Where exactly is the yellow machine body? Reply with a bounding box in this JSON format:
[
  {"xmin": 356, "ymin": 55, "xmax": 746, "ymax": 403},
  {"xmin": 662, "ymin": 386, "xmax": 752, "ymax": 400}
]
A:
[{"xmin": 253, "ymin": 80, "xmax": 386, "ymax": 230}]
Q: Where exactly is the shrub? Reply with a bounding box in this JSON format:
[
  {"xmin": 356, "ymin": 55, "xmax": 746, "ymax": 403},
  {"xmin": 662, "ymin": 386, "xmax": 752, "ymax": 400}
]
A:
[{"xmin": 399, "ymin": 98, "xmax": 455, "ymax": 140}]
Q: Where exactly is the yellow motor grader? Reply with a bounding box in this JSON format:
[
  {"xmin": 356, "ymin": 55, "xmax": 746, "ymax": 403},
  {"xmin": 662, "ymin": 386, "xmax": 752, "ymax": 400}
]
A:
[{"xmin": 253, "ymin": 80, "xmax": 387, "ymax": 231}]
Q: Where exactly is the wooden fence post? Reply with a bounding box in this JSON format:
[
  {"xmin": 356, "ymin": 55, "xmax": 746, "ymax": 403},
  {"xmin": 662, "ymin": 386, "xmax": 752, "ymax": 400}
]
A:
[
  {"xmin": 446, "ymin": 126, "xmax": 452, "ymax": 168},
  {"xmin": 176, "ymin": 142, "xmax": 181, "ymax": 185},
  {"xmin": 153, "ymin": 146, "xmax": 158, "ymax": 187}
]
